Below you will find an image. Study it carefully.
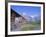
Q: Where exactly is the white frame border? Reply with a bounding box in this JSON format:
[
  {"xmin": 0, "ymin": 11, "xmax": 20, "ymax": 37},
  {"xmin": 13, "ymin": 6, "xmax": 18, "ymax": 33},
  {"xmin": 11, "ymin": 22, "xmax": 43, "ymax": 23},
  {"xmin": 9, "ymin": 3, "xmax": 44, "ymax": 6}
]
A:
[{"xmin": 8, "ymin": 2, "xmax": 43, "ymax": 35}]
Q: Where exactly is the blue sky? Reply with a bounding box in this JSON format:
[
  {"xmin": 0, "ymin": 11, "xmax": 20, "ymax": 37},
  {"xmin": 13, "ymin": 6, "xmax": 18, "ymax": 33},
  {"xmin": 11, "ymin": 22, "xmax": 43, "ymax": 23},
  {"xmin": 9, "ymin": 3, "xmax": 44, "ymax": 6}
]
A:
[{"xmin": 11, "ymin": 5, "xmax": 41, "ymax": 17}]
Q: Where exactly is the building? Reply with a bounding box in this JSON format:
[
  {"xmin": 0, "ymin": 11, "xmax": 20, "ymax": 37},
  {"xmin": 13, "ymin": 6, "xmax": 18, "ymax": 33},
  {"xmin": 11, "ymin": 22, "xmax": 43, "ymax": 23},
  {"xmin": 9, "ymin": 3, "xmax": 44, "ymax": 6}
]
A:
[{"xmin": 11, "ymin": 8, "xmax": 27, "ymax": 31}]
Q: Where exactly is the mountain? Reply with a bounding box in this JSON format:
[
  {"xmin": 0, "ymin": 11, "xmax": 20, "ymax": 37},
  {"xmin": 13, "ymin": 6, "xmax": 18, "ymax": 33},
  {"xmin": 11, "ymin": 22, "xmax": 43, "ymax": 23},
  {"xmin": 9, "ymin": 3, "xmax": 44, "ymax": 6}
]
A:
[{"xmin": 22, "ymin": 14, "xmax": 41, "ymax": 22}]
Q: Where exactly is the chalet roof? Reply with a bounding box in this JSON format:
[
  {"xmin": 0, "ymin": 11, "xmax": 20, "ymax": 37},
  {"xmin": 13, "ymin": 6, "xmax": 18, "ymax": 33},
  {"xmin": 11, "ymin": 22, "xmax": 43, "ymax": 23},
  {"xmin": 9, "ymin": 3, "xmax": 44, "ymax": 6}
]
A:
[
  {"xmin": 11, "ymin": 8, "xmax": 21, "ymax": 17},
  {"xmin": 11, "ymin": 8, "xmax": 27, "ymax": 20}
]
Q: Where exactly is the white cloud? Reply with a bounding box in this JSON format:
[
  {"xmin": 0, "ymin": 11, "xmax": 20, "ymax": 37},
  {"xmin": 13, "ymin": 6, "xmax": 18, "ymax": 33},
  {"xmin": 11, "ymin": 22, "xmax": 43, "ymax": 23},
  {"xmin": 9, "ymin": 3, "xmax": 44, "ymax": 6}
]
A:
[
  {"xmin": 23, "ymin": 12, "xmax": 27, "ymax": 15},
  {"xmin": 30, "ymin": 15, "xmax": 34, "ymax": 18}
]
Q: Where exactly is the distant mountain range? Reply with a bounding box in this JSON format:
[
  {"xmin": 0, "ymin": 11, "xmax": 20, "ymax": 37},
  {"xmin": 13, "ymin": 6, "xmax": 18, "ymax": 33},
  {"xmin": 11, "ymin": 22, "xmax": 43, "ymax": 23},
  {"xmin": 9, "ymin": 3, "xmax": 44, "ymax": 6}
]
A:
[{"xmin": 21, "ymin": 14, "xmax": 41, "ymax": 22}]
